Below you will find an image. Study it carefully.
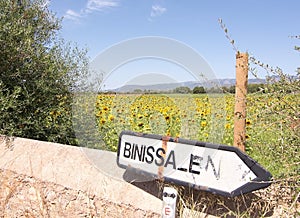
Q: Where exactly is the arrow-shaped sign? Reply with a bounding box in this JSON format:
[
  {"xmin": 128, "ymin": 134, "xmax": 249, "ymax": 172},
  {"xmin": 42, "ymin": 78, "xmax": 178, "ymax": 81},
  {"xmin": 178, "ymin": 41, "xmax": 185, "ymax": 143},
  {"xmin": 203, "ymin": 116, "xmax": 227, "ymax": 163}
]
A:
[{"xmin": 117, "ymin": 131, "xmax": 272, "ymax": 197}]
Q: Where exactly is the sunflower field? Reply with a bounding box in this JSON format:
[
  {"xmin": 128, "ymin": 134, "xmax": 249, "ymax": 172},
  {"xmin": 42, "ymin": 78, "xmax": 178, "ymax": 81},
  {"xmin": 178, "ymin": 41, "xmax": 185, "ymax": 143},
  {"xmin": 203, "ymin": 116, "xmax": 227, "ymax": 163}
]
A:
[{"xmin": 93, "ymin": 92, "xmax": 299, "ymax": 178}]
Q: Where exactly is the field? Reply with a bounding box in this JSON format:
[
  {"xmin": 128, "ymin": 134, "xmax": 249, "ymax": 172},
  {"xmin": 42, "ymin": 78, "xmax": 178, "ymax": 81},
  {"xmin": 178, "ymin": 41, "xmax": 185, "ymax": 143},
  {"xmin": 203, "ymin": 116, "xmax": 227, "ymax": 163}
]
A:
[
  {"xmin": 69, "ymin": 91, "xmax": 300, "ymax": 216},
  {"xmin": 94, "ymin": 92, "xmax": 299, "ymax": 178}
]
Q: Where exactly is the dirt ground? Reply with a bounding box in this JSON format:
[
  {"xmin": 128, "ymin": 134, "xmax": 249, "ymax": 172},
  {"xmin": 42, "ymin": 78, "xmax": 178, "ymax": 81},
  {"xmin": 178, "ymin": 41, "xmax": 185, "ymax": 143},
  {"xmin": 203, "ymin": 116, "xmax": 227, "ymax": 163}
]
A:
[{"xmin": 0, "ymin": 169, "xmax": 160, "ymax": 218}]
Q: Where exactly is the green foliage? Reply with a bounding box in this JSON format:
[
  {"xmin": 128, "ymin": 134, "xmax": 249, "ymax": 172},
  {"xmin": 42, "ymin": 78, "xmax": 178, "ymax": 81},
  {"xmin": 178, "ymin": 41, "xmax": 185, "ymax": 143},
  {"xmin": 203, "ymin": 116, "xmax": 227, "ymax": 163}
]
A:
[
  {"xmin": 247, "ymin": 54, "xmax": 300, "ymax": 179},
  {"xmin": 173, "ymin": 86, "xmax": 191, "ymax": 94},
  {"xmin": 221, "ymin": 85, "xmax": 235, "ymax": 94},
  {"xmin": 192, "ymin": 86, "xmax": 205, "ymax": 94},
  {"xmin": 0, "ymin": 0, "xmax": 89, "ymax": 144},
  {"xmin": 247, "ymin": 83, "xmax": 265, "ymax": 93}
]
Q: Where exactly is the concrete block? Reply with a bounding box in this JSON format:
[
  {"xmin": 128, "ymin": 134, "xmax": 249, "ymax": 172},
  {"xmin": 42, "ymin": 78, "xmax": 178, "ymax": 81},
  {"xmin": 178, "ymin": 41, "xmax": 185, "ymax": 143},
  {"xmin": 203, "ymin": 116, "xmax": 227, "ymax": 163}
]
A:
[{"xmin": 0, "ymin": 136, "xmax": 162, "ymax": 214}]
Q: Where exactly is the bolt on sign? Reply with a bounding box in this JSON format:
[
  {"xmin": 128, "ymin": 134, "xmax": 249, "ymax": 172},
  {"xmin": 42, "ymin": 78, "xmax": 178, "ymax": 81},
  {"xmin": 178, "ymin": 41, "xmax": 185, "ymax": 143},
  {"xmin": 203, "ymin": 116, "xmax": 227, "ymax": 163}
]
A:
[{"xmin": 117, "ymin": 131, "xmax": 272, "ymax": 197}]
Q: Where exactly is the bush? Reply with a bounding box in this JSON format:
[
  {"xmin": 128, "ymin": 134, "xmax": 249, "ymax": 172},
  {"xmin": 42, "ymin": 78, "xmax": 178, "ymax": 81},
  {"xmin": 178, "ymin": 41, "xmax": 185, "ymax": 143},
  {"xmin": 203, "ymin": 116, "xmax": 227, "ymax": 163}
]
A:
[
  {"xmin": 192, "ymin": 86, "xmax": 205, "ymax": 94},
  {"xmin": 0, "ymin": 0, "xmax": 89, "ymax": 145}
]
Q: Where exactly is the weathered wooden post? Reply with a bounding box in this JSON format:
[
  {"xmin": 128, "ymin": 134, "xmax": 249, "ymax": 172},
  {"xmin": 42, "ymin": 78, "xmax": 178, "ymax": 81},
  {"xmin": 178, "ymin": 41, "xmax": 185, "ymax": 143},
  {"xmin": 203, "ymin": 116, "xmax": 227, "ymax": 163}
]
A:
[{"xmin": 234, "ymin": 52, "xmax": 248, "ymax": 152}]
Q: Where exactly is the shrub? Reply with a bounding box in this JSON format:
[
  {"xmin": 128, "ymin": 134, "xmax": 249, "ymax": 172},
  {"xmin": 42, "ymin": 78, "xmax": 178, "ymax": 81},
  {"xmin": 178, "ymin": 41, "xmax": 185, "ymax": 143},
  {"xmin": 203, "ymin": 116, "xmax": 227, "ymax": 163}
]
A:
[{"xmin": 0, "ymin": 0, "xmax": 89, "ymax": 145}]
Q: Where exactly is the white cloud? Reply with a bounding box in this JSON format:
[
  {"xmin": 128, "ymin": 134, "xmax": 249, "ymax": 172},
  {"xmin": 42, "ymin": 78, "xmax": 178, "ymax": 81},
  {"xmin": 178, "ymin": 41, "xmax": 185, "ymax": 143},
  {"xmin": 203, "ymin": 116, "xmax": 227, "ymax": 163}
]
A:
[
  {"xmin": 64, "ymin": 0, "xmax": 119, "ymax": 22},
  {"xmin": 150, "ymin": 5, "xmax": 166, "ymax": 17},
  {"xmin": 64, "ymin": 9, "xmax": 83, "ymax": 21},
  {"xmin": 86, "ymin": 0, "xmax": 119, "ymax": 13}
]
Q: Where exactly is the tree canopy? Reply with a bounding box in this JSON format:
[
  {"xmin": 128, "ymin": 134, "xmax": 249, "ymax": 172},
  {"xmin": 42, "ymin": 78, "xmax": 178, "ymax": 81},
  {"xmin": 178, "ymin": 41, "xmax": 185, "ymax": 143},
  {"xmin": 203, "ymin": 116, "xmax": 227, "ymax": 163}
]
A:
[
  {"xmin": 173, "ymin": 86, "xmax": 191, "ymax": 94},
  {"xmin": 0, "ymin": 0, "xmax": 89, "ymax": 144},
  {"xmin": 192, "ymin": 86, "xmax": 206, "ymax": 94}
]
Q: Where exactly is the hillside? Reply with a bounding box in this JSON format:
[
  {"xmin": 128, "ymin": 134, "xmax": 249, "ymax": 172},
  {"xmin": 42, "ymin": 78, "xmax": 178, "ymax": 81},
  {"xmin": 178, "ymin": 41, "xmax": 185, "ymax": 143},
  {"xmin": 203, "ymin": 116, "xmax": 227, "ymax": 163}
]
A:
[{"xmin": 110, "ymin": 78, "xmax": 266, "ymax": 93}]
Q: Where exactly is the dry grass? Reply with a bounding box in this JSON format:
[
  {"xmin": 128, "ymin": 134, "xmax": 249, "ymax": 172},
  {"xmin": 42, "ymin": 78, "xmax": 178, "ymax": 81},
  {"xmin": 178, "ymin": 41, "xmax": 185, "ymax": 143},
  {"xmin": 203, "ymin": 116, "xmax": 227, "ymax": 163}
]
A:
[
  {"xmin": 129, "ymin": 177, "xmax": 299, "ymax": 218},
  {"xmin": 174, "ymin": 178, "xmax": 299, "ymax": 217}
]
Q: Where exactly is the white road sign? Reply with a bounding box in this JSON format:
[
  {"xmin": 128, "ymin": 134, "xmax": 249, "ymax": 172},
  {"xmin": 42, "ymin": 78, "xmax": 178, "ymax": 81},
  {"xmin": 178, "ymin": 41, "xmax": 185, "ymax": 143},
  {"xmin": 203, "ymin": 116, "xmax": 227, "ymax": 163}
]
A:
[{"xmin": 117, "ymin": 131, "xmax": 272, "ymax": 197}]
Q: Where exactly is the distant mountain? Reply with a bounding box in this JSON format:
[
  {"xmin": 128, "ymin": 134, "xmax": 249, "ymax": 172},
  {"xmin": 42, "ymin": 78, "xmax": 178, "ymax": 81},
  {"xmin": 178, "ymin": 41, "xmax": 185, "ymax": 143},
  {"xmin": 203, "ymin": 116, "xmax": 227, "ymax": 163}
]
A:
[{"xmin": 109, "ymin": 78, "xmax": 266, "ymax": 93}]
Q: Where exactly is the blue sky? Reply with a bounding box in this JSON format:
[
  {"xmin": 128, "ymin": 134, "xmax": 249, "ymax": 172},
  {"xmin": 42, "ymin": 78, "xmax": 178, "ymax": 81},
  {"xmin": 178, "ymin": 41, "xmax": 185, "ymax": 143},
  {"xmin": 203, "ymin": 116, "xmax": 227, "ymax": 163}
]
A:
[{"xmin": 49, "ymin": 0, "xmax": 299, "ymax": 89}]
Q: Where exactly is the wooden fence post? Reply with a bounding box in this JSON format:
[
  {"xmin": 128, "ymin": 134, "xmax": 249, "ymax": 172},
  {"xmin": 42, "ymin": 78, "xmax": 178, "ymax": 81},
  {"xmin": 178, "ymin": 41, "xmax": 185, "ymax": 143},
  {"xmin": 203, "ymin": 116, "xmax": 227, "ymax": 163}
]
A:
[{"xmin": 234, "ymin": 52, "xmax": 248, "ymax": 152}]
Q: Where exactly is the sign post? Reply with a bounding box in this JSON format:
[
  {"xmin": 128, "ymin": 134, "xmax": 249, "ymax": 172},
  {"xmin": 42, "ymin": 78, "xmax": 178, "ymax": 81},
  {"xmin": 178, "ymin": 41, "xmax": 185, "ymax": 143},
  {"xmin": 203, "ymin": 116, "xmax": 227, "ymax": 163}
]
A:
[
  {"xmin": 162, "ymin": 187, "xmax": 177, "ymax": 218},
  {"xmin": 117, "ymin": 131, "xmax": 272, "ymax": 197},
  {"xmin": 234, "ymin": 52, "xmax": 249, "ymax": 152}
]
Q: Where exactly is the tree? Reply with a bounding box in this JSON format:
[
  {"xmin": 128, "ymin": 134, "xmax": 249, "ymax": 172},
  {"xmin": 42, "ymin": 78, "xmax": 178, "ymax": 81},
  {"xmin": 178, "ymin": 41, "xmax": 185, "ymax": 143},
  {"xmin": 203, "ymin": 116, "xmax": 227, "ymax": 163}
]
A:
[
  {"xmin": 192, "ymin": 86, "xmax": 205, "ymax": 94},
  {"xmin": 133, "ymin": 89, "xmax": 143, "ymax": 93},
  {"xmin": 173, "ymin": 86, "xmax": 191, "ymax": 94},
  {"xmin": 0, "ymin": 0, "xmax": 89, "ymax": 144},
  {"xmin": 228, "ymin": 85, "xmax": 235, "ymax": 94},
  {"xmin": 247, "ymin": 83, "xmax": 265, "ymax": 93}
]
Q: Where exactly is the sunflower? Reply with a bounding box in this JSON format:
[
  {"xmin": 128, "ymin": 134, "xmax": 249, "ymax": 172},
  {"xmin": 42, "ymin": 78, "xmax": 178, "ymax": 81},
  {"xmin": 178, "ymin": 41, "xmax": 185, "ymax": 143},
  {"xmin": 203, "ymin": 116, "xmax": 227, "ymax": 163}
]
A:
[
  {"xmin": 246, "ymin": 119, "xmax": 251, "ymax": 126},
  {"xmin": 108, "ymin": 114, "xmax": 114, "ymax": 121},
  {"xmin": 100, "ymin": 118, "xmax": 106, "ymax": 125},
  {"xmin": 225, "ymin": 123, "xmax": 231, "ymax": 129}
]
